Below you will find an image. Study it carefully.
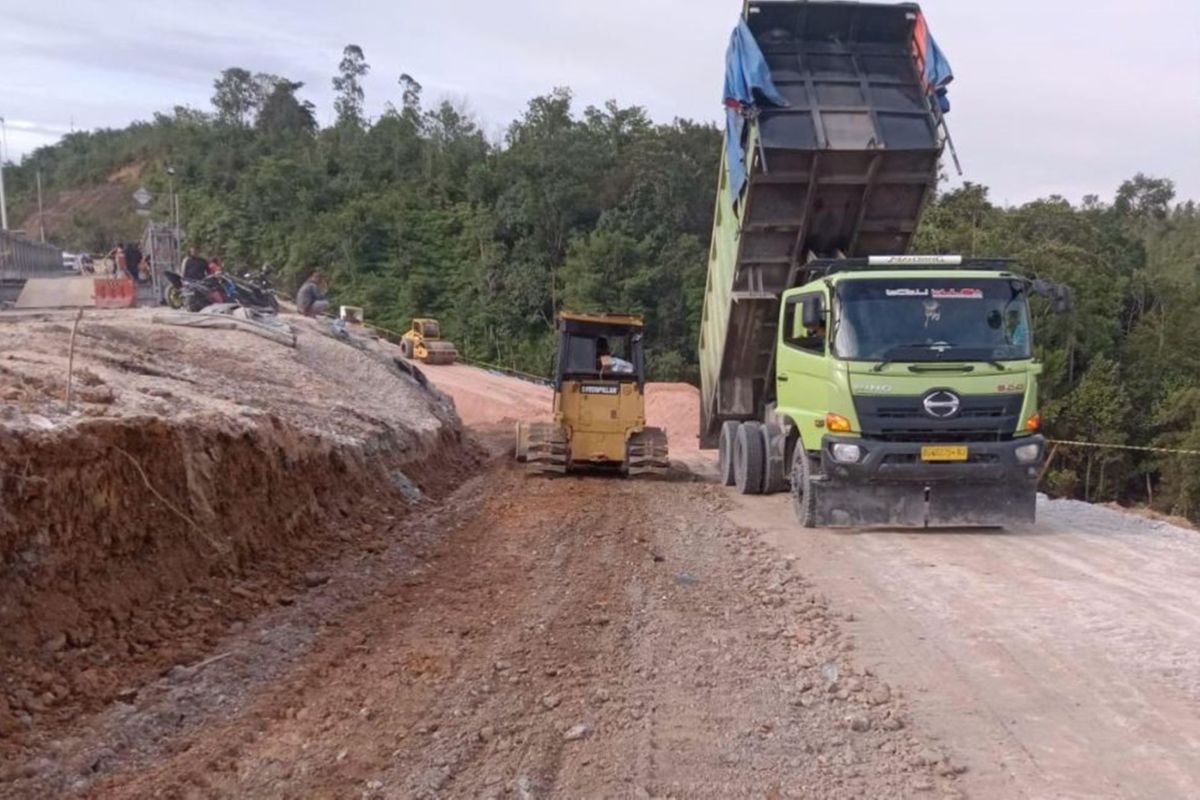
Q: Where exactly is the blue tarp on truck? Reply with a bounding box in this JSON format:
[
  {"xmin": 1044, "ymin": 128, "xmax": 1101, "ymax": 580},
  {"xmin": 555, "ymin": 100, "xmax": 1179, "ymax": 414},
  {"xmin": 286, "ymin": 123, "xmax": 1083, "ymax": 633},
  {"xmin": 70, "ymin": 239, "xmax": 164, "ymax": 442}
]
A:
[{"xmin": 723, "ymin": 19, "xmax": 788, "ymax": 201}]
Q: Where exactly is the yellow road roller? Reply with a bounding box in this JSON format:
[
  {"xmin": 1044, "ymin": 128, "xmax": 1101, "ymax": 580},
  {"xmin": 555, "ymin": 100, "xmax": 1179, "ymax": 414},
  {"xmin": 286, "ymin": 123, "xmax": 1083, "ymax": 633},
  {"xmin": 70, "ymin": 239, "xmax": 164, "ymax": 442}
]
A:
[{"xmin": 400, "ymin": 318, "xmax": 458, "ymax": 365}]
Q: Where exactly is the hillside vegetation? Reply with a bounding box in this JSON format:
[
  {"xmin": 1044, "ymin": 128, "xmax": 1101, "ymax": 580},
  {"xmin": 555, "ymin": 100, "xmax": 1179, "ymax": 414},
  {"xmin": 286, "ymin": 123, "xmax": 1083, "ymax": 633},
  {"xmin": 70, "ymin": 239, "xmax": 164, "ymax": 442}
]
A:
[{"xmin": 5, "ymin": 50, "xmax": 1199, "ymax": 520}]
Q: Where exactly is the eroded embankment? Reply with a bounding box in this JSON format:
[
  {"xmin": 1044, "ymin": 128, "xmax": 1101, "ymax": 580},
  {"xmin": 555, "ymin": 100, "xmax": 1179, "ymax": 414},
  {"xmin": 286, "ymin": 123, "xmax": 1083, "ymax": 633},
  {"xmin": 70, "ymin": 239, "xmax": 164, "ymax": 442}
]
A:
[
  {"xmin": 0, "ymin": 410, "xmax": 474, "ymax": 743},
  {"xmin": 0, "ymin": 311, "xmax": 479, "ymax": 745}
]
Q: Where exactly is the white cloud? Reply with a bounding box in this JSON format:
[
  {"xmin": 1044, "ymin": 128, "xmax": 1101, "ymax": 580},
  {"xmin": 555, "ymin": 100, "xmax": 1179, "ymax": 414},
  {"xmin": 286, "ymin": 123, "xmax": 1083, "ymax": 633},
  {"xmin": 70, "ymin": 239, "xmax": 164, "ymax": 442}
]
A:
[{"xmin": 2, "ymin": 0, "xmax": 1197, "ymax": 203}]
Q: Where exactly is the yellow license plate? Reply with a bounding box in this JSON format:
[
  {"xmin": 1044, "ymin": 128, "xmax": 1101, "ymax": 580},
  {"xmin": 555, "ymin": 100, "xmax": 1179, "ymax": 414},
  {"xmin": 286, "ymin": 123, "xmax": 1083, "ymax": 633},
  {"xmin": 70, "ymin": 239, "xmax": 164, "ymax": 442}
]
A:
[{"xmin": 921, "ymin": 445, "xmax": 968, "ymax": 462}]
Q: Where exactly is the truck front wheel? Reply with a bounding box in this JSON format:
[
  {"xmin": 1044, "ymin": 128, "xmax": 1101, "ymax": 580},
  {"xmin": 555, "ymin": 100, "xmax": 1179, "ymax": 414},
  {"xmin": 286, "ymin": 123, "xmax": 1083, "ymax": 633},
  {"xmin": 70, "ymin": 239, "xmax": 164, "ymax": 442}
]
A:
[{"xmin": 791, "ymin": 445, "xmax": 820, "ymax": 528}]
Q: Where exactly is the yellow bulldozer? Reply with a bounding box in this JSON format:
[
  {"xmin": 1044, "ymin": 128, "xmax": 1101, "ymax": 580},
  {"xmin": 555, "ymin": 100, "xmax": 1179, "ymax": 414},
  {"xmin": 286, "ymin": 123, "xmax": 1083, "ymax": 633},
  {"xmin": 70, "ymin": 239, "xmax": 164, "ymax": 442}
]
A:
[
  {"xmin": 515, "ymin": 312, "xmax": 669, "ymax": 476},
  {"xmin": 400, "ymin": 318, "xmax": 458, "ymax": 365}
]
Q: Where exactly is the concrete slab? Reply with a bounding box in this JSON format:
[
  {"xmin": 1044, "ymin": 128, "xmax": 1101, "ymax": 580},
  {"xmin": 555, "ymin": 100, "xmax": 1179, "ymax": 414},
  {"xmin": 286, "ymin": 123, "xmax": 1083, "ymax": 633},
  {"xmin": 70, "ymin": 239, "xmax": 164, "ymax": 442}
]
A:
[{"xmin": 15, "ymin": 277, "xmax": 98, "ymax": 309}]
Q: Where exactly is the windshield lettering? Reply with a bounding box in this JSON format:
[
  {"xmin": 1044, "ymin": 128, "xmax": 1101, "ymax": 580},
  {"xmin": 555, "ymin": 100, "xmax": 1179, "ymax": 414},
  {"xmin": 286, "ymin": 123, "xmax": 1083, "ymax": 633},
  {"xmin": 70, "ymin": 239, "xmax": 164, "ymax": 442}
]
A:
[{"xmin": 931, "ymin": 288, "xmax": 983, "ymax": 299}]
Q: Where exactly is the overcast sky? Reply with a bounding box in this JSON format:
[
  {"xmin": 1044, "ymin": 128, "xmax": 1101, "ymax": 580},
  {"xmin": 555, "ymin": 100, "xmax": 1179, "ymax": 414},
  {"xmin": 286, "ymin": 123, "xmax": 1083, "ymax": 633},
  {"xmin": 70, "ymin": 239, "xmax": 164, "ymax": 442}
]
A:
[{"xmin": 2, "ymin": 0, "xmax": 1198, "ymax": 204}]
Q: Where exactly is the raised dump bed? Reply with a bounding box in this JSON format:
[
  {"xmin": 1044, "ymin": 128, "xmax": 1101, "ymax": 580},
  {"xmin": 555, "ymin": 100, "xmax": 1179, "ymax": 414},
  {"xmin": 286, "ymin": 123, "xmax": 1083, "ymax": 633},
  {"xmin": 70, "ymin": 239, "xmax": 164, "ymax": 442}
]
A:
[{"xmin": 699, "ymin": 1, "xmax": 948, "ymax": 446}]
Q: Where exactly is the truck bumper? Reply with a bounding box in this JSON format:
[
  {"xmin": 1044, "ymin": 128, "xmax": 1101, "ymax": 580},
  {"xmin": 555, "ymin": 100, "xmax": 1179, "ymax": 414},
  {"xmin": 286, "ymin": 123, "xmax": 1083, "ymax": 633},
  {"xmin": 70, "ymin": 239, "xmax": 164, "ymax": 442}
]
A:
[{"xmin": 812, "ymin": 435, "xmax": 1044, "ymax": 528}]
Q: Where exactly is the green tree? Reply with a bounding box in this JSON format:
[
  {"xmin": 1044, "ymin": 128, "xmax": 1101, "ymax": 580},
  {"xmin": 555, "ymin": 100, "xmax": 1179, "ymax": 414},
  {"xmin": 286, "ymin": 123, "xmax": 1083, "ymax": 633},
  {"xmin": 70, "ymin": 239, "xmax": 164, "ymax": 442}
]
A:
[
  {"xmin": 333, "ymin": 45, "xmax": 370, "ymax": 126},
  {"xmin": 1046, "ymin": 357, "xmax": 1132, "ymax": 502},
  {"xmin": 211, "ymin": 67, "xmax": 257, "ymax": 126},
  {"xmin": 256, "ymin": 81, "xmax": 317, "ymax": 135}
]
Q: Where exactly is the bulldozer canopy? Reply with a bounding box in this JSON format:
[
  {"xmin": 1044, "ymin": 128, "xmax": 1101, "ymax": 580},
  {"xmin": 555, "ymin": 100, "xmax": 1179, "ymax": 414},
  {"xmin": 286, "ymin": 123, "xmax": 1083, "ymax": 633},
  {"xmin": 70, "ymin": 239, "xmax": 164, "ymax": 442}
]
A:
[{"xmin": 556, "ymin": 317, "xmax": 645, "ymax": 387}]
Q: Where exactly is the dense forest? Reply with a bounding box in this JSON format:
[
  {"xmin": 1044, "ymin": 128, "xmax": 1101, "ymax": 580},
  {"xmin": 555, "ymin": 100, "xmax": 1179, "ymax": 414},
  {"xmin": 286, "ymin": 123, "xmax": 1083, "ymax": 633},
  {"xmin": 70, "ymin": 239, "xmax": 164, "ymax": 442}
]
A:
[{"xmin": 4, "ymin": 48, "xmax": 1199, "ymax": 521}]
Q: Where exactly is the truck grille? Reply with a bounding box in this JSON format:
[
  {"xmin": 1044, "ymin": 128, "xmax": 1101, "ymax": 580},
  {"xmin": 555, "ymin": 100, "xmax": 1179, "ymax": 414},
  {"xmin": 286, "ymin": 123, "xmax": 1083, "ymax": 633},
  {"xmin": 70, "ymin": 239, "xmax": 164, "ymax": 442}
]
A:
[{"xmin": 854, "ymin": 394, "xmax": 1022, "ymax": 442}]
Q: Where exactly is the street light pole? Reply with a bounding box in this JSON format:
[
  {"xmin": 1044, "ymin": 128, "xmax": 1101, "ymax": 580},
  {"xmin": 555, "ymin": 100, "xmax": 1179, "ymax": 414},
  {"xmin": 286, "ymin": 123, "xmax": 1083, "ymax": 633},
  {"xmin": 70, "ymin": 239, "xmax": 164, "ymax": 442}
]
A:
[
  {"xmin": 166, "ymin": 166, "xmax": 178, "ymax": 233},
  {"xmin": 0, "ymin": 116, "xmax": 9, "ymax": 231}
]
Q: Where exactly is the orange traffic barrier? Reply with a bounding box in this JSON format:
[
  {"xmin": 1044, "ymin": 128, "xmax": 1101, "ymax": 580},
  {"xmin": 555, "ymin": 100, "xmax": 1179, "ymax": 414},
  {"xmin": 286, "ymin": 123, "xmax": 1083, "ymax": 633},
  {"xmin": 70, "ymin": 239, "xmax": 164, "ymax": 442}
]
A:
[{"xmin": 93, "ymin": 278, "xmax": 137, "ymax": 308}]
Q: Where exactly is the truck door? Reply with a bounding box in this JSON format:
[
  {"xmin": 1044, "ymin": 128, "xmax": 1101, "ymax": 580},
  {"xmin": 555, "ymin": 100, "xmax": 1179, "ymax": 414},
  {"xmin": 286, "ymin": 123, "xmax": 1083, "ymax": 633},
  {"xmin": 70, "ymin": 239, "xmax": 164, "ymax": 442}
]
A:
[{"xmin": 776, "ymin": 291, "xmax": 832, "ymax": 450}]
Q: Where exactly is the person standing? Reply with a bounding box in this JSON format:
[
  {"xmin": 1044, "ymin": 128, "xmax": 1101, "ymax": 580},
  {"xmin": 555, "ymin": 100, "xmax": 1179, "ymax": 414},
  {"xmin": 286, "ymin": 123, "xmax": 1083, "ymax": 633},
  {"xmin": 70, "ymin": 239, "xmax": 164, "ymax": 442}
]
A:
[
  {"xmin": 125, "ymin": 241, "xmax": 145, "ymax": 281},
  {"xmin": 295, "ymin": 269, "xmax": 329, "ymax": 316},
  {"xmin": 112, "ymin": 243, "xmax": 128, "ymax": 278},
  {"xmin": 181, "ymin": 245, "xmax": 208, "ymax": 281},
  {"xmin": 123, "ymin": 241, "xmax": 144, "ymax": 282}
]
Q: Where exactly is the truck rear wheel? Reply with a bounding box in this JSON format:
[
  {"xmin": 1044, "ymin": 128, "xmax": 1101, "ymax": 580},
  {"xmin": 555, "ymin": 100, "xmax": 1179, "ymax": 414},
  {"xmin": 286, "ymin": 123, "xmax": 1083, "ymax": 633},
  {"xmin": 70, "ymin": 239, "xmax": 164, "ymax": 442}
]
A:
[
  {"xmin": 760, "ymin": 423, "xmax": 789, "ymax": 494},
  {"xmin": 718, "ymin": 421, "xmax": 739, "ymax": 486},
  {"xmin": 791, "ymin": 445, "xmax": 819, "ymax": 528},
  {"xmin": 734, "ymin": 422, "xmax": 765, "ymax": 495}
]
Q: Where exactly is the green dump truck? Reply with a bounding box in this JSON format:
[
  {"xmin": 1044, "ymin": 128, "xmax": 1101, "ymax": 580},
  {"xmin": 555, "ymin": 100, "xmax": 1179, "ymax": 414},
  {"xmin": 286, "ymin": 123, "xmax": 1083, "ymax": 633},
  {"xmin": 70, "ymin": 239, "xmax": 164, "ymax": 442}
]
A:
[{"xmin": 699, "ymin": 1, "xmax": 1069, "ymax": 527}]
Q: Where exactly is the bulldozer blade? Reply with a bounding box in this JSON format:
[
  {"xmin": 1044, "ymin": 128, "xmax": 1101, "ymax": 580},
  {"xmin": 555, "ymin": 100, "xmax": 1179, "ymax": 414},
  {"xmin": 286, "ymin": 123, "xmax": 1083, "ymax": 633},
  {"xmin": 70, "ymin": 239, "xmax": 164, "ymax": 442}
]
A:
[{"xmin": 925, "ymin": 480, "xmax": 1037, "ymax": 527}]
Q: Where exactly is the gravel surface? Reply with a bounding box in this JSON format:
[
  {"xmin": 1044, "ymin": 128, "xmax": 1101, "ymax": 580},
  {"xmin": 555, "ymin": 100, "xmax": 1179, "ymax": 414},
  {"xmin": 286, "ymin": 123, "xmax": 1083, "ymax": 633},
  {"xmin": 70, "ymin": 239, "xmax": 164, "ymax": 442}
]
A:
[
  {"xmin": 730, "ymin": 489, "xmax": 1200, "ymax": 798},
  {"xmin": 5, "ymin": 436, "xmax": 962, "ymax": 799}
]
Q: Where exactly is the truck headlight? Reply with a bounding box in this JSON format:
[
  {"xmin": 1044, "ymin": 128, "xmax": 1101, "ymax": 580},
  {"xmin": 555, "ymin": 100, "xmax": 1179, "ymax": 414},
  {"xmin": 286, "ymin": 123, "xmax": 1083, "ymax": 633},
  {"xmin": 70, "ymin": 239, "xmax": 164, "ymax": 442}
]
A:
[
  {"xmin": 831, "ymin": 443, "xmax": 862, "ymax": 463},
  {"xmin": 1015, "ymin": 442, "xmax": 1041, "ymax": 463}
]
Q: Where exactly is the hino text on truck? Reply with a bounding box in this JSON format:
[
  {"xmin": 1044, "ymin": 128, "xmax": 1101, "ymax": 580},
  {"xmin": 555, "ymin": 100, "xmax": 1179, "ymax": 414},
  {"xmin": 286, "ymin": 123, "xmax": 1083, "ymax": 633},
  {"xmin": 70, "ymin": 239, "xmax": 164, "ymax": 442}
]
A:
[{"xmin": 699, "ymin": 1, "xmax": 1071, "ymax": 528}]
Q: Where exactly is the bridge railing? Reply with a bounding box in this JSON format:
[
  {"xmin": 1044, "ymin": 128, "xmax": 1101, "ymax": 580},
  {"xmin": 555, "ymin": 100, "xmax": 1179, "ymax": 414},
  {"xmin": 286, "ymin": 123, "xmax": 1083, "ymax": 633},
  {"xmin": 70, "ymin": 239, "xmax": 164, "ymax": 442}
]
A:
[{"xmin": 0, "ymin": 231, "xmax": 65, "ymax": 281}]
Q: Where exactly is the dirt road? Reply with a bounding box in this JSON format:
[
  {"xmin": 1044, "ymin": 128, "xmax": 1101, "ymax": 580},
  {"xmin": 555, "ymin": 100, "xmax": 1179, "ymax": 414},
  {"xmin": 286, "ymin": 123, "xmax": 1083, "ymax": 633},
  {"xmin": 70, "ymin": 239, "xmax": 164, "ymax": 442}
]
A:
[
  {"xmin": 3, "ymin": 434, "xmax": 958, "ymax": 798},
  {"xmin": 727, "ymin": 485, "xmax": 1200, "ymax": 799},
  {"xmin": 5, "ymin": 359, "xmax": 1198, "ymax": 798},
  {"xmin": 436, "ymin": 364, "xmax": 1200, "ymax": 797}
]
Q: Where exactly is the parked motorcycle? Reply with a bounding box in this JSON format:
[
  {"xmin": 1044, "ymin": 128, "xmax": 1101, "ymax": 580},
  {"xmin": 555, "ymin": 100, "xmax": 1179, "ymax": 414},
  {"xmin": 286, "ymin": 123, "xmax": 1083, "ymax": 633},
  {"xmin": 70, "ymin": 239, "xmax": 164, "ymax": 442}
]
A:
[
  {"xmin": 163, "ymin": 270, "xmax": 235, "ymax": 312},
  {"xmin": 163, "ymin": 267, "xmax": 279, "ymax": 314},
  {"xmin": 232, "ymin": 266, "xmax": 280, "ymax": 312}
]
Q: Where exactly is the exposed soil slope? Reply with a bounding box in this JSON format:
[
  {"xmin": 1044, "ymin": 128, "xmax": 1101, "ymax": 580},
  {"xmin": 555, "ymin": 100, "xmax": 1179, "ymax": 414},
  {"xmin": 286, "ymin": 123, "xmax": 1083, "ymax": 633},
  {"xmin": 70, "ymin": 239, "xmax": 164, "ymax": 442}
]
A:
[
  {"xmin": 0, "ymin": 310, "xmax": 475, "ymax": 753},
  {"xmin": 16, "ymin": 164, "xmax": 144, "ymax": 249}
]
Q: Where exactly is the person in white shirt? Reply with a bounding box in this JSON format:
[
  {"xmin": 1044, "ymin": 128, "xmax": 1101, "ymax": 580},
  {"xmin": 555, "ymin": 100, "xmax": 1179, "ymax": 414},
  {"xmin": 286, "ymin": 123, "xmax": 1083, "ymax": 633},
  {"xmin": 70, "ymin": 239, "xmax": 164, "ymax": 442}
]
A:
[{"xmin": 596, "ymin": 337, "xmax": 634, "ymax": 374}]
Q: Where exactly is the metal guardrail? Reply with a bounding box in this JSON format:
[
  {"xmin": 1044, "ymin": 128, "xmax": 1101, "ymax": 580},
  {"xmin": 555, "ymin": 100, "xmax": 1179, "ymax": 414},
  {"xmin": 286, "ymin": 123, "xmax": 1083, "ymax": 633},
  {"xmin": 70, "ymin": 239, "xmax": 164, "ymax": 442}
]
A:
[{"xmin": 0, "ymin": 231, "xmax": 64, "ymax": 281}]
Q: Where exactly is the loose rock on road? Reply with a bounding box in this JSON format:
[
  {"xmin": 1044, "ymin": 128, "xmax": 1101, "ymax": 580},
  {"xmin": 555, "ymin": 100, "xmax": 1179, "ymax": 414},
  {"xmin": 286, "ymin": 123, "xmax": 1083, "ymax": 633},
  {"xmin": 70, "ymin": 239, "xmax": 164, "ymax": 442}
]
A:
[{"xmin": 23, "ymin": 435, "xmax": 958, "ymax": 799}]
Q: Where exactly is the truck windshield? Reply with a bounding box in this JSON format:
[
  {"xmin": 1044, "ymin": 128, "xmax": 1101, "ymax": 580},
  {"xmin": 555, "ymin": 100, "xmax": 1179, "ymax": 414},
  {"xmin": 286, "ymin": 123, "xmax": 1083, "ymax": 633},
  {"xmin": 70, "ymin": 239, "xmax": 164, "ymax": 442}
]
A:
[{"xmin": 832, "ymin": 278, "xmax": 1032, "ymax": 362}]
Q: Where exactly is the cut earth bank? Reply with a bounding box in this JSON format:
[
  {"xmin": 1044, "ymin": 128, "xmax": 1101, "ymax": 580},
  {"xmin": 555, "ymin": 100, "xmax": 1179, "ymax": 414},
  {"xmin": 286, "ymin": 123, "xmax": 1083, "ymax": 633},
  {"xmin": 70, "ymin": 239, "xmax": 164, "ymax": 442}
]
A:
[{"xmin": 0, "ymin": 310, "xmax": 477, "ymax": 746}]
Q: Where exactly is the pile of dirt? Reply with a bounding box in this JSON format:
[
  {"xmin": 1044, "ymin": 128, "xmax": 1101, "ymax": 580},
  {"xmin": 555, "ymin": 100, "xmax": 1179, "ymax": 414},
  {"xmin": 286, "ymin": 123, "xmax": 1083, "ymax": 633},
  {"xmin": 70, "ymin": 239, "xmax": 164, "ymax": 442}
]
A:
[
  {"xmin": 0, "ymin": 309, "xmax": 477, "ymax": 747},
  {"xmin": 645, "ymin": 382, "xmax": 701, "ymax": 453},
  {"xmin": 424, "ymin": 364, "xmax": 551, "ymax": 427},
  {"xmin": 423, "ymin": 364, "xmax": 704, "ymax": 456}
]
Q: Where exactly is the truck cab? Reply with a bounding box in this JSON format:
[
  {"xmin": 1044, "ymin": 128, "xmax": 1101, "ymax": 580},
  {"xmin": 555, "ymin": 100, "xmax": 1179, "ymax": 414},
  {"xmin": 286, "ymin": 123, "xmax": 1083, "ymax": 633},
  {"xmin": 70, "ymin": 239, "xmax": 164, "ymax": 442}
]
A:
[{"xmin": 771, "ymin": 256, "xmax": 1052, "ymax": 527}]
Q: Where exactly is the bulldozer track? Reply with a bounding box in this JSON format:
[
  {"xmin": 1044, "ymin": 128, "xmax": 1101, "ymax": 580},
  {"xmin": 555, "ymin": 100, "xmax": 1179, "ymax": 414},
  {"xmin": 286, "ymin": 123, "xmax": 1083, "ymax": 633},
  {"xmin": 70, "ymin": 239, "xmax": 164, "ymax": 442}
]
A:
[
  {"xmin": 523, "ymin": 422, "xmax": 568, "ymax": 473},
  {"xmin": 627, "ymin": 426, "xmax": 669, "ymax": 476}
]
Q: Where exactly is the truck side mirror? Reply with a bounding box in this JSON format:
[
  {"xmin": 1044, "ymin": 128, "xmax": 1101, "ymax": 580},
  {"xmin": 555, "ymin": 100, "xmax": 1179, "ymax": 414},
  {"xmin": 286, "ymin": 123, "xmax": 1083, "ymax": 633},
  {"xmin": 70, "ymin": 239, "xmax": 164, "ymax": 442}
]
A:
[
  {"xmin": 801, "ymin": 296, "xmax": 824, "ymax": 328},
  {"xmin": 1031, "ymin": 279, "xmax": 1073, "ymax": 315}
]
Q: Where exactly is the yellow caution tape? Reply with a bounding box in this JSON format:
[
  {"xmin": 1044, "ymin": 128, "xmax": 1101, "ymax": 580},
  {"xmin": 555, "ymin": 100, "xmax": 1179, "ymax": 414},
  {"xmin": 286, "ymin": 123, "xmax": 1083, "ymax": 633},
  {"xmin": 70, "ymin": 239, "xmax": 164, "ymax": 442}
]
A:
[{"xmin": 1046, "ymin": 439, "xmax": 1200, "ymax": 457}]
